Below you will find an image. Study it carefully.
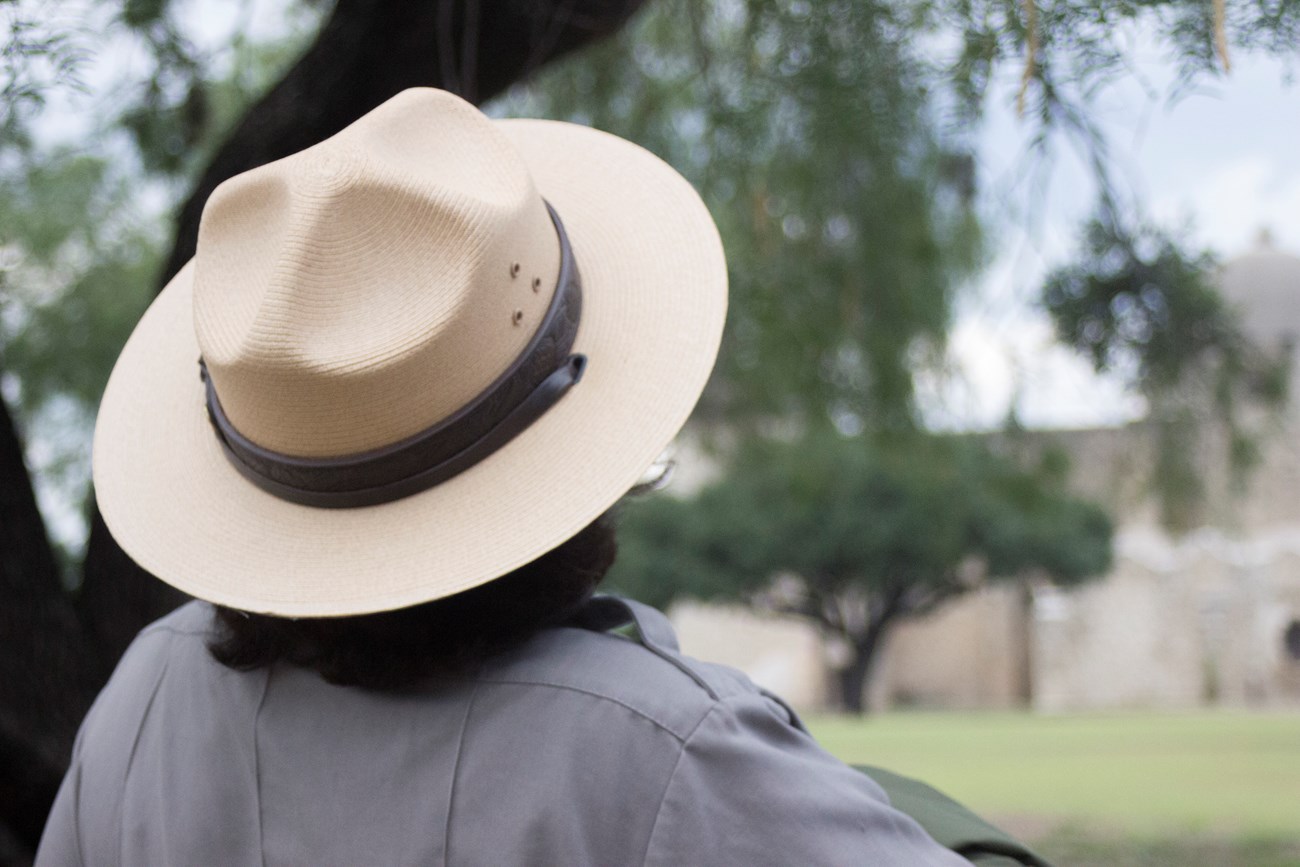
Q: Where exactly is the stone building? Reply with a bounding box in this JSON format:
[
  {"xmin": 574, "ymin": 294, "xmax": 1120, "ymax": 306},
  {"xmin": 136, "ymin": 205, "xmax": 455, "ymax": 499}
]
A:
[{"xmin": 673, "ymin": 236, "xmax": 1300, "ymax": 713}]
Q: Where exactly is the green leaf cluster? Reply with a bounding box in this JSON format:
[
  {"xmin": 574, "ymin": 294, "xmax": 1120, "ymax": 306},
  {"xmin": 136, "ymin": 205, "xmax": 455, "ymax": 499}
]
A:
[
  {"xmin": 0, "ymin": 148, "xmax": 162, "ymax": 560},
  {"xmin": 609, "ymin": 431, "xmax": 1112, "ymax": 617},
  {"xmin": 0, "ymin": 0, "xmax": 320, "ymax": 558},
  {"xmin": 1042, "ymin": 214, "xmax": 1291, "ymax": 530},
  {"xmin": 0, "ymin": 152, "xmax": 160, "ymax": 413}
]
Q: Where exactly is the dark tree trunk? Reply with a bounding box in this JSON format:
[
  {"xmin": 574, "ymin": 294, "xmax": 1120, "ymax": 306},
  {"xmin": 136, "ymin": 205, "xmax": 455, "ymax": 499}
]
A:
[
  {"xmin": 834, "ymin": 620, "xmax": 892, "ymax": 714},
  {"xmin": 6, "ymin": 1, "xmax": 648, "ymax": 858},
  {"xmin": 77, "ymin": 511, "xmax": 189, "ymax": 666},
  {"xmin": 0, "ymin": 372, "xmax": 103, "ymax": 859},
  {"xmin": 835, "ymin": 649, "xmax": 874, "ymax": 714}
]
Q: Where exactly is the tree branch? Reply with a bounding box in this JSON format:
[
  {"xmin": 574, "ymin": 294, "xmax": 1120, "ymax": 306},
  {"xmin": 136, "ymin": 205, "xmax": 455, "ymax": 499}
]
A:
[{"xmin": 157, "ymin": 0, "xmax": 648, "ymax": 286}]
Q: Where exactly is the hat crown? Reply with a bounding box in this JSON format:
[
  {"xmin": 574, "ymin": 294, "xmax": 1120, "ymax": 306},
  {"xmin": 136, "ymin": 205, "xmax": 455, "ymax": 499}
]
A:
[{"xmin": 193, "ymin": 89, "xmax": 562, "ymax": 458}]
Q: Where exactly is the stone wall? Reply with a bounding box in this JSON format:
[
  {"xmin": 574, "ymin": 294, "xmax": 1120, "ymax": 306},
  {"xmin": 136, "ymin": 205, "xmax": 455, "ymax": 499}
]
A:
[{"xmin": 871, "ymin": 585, "xmax": 1029, "ymax": 710}]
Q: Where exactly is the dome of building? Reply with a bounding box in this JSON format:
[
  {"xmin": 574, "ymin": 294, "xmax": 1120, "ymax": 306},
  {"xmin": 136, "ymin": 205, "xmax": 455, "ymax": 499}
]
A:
[{"xmin": 1216, "ymin": 229, "xmax": 1300, "ymax": 351}]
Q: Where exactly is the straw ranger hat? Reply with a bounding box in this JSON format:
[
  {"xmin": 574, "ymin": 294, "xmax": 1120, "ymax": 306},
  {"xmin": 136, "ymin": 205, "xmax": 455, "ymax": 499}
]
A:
[{"xmin": 93, "ymin": 88, "xmax": 727, "ymax": 617}]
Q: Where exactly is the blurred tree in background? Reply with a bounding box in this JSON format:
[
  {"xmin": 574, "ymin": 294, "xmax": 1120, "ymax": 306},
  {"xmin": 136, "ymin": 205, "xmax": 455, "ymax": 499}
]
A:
[
  {"xmin": 2, "ymin": 0, "xmax": 1298, "ymax": 856},
  {"xmin": 611, "ymin": 431, "xmax": 1112, "ymax": 712}
]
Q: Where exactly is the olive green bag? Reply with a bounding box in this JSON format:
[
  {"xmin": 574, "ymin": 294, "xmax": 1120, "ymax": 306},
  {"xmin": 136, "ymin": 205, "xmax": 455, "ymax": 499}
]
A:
[{"xmin": 856, "ymin": 765, "xmax": 1055, "ymax": 866}]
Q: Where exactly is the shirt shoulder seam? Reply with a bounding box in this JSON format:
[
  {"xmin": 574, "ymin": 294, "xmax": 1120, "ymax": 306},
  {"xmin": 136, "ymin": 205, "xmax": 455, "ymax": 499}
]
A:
[
  {"xmin": 442, "ymin": 680, "xmax": 479, "ymax": 867},
  {"xmin": 136, "ymin": 622, "xmax": 211, "ymax": 640},
  {"xmin": 116, "ymin": 630, "xmax": 175, "ymax": 867},
  {"xmin": 473, "ymin": 677, "xmax": 706, "ymax": 742},
  {"xmin": 252, "ymin": 666, "xmax": 272, "ymax": 867},
  {"xmin": 639, "ymin": 700, "xmax": 728, "ymax": 867}
]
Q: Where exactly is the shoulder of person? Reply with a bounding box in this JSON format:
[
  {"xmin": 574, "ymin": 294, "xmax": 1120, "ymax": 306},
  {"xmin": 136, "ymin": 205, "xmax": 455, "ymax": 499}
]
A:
[
  {"xmin": 515, "ymin": 599, "xmax": 974, "ymax": 866},
  {"xmin": 56, "ymin": 602, "xmax": 225, "ymax": 829},
  {"xmin": 94, "ymin": 600, "xmax": 213, "ymax": 691},
  {"xmin": 480, "ymin": 595, "xmax": 804, "ymax": 743}
]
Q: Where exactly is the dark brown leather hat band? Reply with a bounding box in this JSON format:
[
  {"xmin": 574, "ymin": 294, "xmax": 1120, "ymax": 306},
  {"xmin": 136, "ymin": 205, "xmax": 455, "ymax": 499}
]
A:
[{"xmin": 200, "ymin": 202, "xmax": 585, "ymax": 509}]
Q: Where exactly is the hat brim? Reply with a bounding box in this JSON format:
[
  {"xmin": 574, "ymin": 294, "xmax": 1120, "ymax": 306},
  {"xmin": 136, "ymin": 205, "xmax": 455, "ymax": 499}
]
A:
[{"xmin": 92, "ymin": 119, "xmax": 727, "ymax": 616}]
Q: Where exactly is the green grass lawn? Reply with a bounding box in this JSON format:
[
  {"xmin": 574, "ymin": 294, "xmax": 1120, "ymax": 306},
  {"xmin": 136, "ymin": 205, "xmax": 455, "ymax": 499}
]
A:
[{"xmin": 807, "ymin": 710, "xmax": 1300, "ymax": 865}]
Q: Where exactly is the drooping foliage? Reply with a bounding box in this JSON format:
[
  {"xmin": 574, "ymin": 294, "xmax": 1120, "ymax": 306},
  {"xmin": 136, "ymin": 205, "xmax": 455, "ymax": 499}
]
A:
[
  {"xmin": 0, "ymin": 152, "xmax": 163, "ymax": 563},
  {"xmin": 505, "ymin": 0, "xmax": 985, "ymax": 432},
  {"xmin": 1043, "ymin": 214, "xmax": 1291, "ymax": 530}
]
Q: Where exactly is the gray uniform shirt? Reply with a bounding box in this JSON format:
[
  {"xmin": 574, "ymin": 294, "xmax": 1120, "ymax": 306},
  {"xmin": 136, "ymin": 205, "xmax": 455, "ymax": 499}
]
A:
[{"xmin": 37, "ymin": 597, "xmax": 970, "ymax": 866}]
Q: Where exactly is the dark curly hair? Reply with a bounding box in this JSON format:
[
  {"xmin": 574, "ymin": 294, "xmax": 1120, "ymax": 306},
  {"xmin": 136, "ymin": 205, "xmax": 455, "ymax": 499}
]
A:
[{"xmin": 208, "ymin": 512, "xmax": 617, "ymax": 690}]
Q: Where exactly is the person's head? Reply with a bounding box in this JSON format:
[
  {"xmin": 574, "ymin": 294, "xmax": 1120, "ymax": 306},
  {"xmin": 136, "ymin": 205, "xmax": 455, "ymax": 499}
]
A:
[{"xmin": 93, "ymin": 88, "xmax": 725, "ymax": 667}]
